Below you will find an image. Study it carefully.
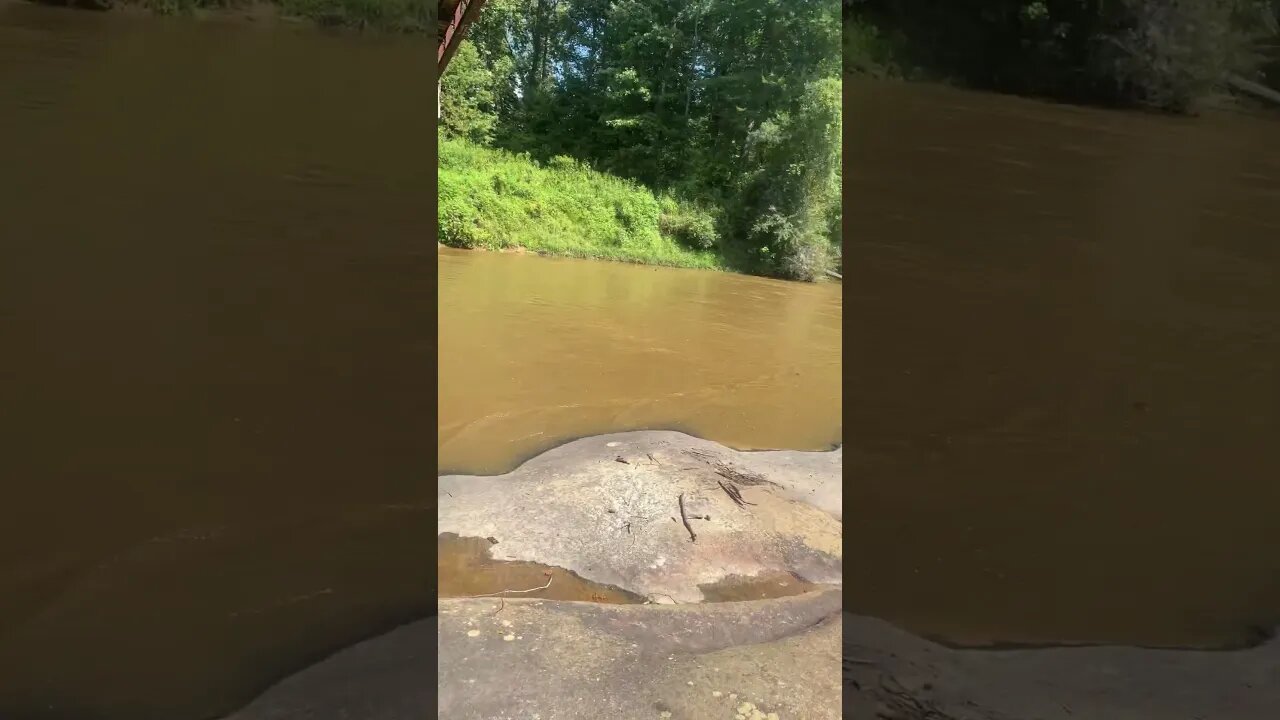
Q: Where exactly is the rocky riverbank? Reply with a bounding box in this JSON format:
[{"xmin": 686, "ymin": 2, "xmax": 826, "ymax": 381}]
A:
[
  {"xmin": 436, "ymin": 431, "xmax": 846, "ymax": 718},
  {"xmin": 224, "ymin": 431, "xmax": 1276, "ymax": 719},
  {"xmin": 843, "ymin": 613, "xmax": 1280, "ymax": 719},
  {"xmin": 438, "ymin": 431, "xmax": 843, "ymax": 605}
]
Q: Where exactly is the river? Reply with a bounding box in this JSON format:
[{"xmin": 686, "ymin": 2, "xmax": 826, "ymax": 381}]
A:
[
  {"xmin": 438, "ymin": 248, "xmax": 843, "ymax": 475},
  {"xmin": 3, "ymin": 0, "xmax": 1278, "ymax": 715},
  {"xmin": 1, "ymin": 4, "xmax": 429, "ymax": 719},
  {"xmin": 845, "ymin": 78, "xmax": 1280, "ymax": 649}
]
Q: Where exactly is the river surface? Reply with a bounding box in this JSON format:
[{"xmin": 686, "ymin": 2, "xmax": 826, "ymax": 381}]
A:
[
  {"xmin": 437, "ymin": 248, "xmax": 844, "ymax": 475},
  {"xmin": 845, "ymin": 78, "xmax": 1280, "ymax": 649},
  {"xmin": 4, "ymin": 2, "xmax": 1279, "ymax": 715},
  {"xmin": 1, "ymin": 5, "xmax": 429, "ymax": 719}
]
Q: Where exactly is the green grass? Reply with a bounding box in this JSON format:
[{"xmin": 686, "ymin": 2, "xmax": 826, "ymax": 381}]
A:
[{"xmin": 439, "ymin": 137, "xmax": 725, "ymax": 271}]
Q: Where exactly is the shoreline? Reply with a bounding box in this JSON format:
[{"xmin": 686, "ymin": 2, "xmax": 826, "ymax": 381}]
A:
[
  {"xmin": 437, "ymin": 242, "xmax": 844, "ymax": 289},
  {"xmin": 222, "ymin": 605, "xmax": 1280, "ymax": 720},
  {"xmin": 7, "ymin": 0, "xmax": 428, "ymax": 33},
  {"xmin": 228, "ymin": 430, "xmax": 1273, "ymax": 718},
  {"xmin": 844, "ymin": 613, "xmax": 1280, "ymax": 720}
]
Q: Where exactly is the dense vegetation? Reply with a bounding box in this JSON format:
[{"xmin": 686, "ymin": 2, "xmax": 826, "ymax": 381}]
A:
[
  {"xmin": 439, "ymin": 136, "xmax": 722, "ymax": 269},
  {"xmin": 440, "ymin": 0, "xmax": 842, "ymax": 281},
  {"xmin": 38, "ymin": 0, "xmax": 429, "ymax": 32},
  {"xmin": 844, "ymin": 0, "xmax": 1280, "ymax": 113}
]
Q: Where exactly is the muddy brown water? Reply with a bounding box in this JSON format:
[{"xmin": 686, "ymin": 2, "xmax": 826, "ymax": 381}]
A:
[
  {"xmin": 438, "ymin": 248, "xmax": 844, "ymax": 475},
  {"xmin": 0, "ymin": 5, "xmax": 429, "ymax": 719},
  {"xmin": 437, "ymin": 534, "xmax": 824, "ymax": 605},
  {"xmin": 845, "ymin": 78, "xmax": 1280, "ymax": 649},
  {"xmin": 438, "ymin": 534, "xmax": 646, "ymax": 604}
]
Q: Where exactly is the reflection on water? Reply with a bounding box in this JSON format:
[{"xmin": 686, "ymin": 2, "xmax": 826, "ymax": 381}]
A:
[
  {"xmin": 845, "ymin": 78, "xmax": 1280, "ymax": 648},
  {"xmin": 0, "ymin": 5, "xmax": 429, "ymax": 719},
  {"xmin": 438, "ymin": 248, "xmax": 843, "ymax": 475}
]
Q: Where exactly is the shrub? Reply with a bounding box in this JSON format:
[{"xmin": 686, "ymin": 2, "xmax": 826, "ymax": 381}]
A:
[
  {"xmin": 657, "ymin": 197, "xmax": 719, "ymax": 250},
  {"xmin": 1101, "ymin": 0, "xmax": 1277, "ymax": 112},
  {"xmin": 438, "ymin": 137, "xmax": 721, "ymax": 270}
]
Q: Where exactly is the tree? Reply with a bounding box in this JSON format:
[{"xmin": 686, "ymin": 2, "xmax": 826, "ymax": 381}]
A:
[
  {"xmin": 452, "ymin": 0, "xmax": 844, "ymax": 279},
  {"xmin": 440, "ymin": 42, "xmax": 499, "ymax": 143}
]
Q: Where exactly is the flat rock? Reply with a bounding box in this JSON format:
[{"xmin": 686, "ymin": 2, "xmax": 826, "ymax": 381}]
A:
[
  {"xmin": 843, "ymin": 613, "xmax": 1280, "ymax": 719},
  {"xmin": 440, "ymin": 590, "xmax": 843, "ymax": 719},
  {"xmin": 222, "ymin": 618, "xmax": 433, "ymax": 720},
  {"xmin": 439, "ymin": 431, "xmax": 842, "ymax": 603}
]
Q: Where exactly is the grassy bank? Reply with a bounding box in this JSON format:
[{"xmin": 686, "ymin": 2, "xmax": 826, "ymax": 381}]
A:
[
  {"xmin": 35, "ymin": 0, "xmax": 428, "ymax": 32},
  {"xmin": 439, "ymin": 137, "xmax": 724, "ymax": 271}
]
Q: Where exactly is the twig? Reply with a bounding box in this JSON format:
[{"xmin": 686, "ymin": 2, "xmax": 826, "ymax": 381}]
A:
[
  {"xmin": 471, "ymin": 574, "xmax": 555, "ymax": 615},
  {"xmin": 678, "ymin": 493, "xmax": 697, "ymax": 542},
  {"xmin": 714, "ymin": 464, "xmax": 772, "ymax": 487},
  {"xmin": 716, "ymin": 479, "xmax": 756, "ymax": 509},
  {"xmin": 469, "ymin": 575, "xmax": 554, "ymax": 598}
]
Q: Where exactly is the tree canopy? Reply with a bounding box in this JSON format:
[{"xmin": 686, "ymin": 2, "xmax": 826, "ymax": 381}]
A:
[
  {"xmin": 441, "ymin": 0, "xmax": 842, "ymax": 281},
  {"xmin": 845, "ymin": 0, "xmax": 1280, "ymax": 112}
]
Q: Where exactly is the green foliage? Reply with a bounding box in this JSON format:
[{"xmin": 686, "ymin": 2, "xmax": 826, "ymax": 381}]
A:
[
  {"xmin": 657, "ymin": 196, "xmax": 719, "ymax": 250},
  {"xmin": 278, "ymin": 0, "xmax": 429, "ymax": 31},
  {"xmin": 142, "ymin": 0, "xmax": 205, "ymax": 14},
  {"xmin": 439, "ymin": 136, "xmax": 722, "ymax": 269},
  {"xmin": 735, "ymin": 77, "xmax": 841, "ymax": 280},
  {"xmin": 847, "ymin": 0, "xmax": 1280, "ymax": 111},
  {"xmin": 440, "ymin": 42, "xmax": 499, "ymax": 143},
  {"xmin": 1101, "ymin": 0, "xmax": 1278, "ymax": 112},
  {"xmin": 449, "ymin": 0, "xmax": 842, "ymax": 280},
  {"xmin": 843, "ymin": 16, "xmax": 902, "ymax": 78},
  {"xmin": 90, "ymin": 0, "xmax": 429, "ymax": 31}
]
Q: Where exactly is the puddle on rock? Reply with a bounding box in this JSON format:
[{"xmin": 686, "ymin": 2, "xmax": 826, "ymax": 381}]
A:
[
  {"xmin": 439, "ymin": 534, "xmax": 830, "ymax": 605},
  {"xmin": 698, "ymin": 572, "xmax": 822, "ymax": 602},
  {"xmin": 438, "ymin": 534, "xmax": 645, "ymax": 604}
]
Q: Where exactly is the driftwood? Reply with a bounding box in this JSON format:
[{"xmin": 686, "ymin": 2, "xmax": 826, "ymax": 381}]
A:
[
  {"xmin": 716, "ymin": 479, "xmax": 756, "ymax": 509},
  {"xmin": 678, "ymin": 493, "xmax": 697, "ymax": 542},
  {"xmin": 1227, "ymin": 74, "xmax": 1280, "ymax": 106},
  {"xmin": 713, "ymin": 464, "xmax": 771, "ymax": 487},
  {"xmin": 468, "ymin": 572, "xmax": 555, "ymax": 615}
]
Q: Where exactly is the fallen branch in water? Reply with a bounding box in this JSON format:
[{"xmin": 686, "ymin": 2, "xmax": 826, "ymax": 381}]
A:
[
  {"xmin": 468, "ymin": 573, "xmax": 555, "ymax": 615},
  {"xmin": 678, "ymin": 493, "xmax": 697, "ymax": 542}
]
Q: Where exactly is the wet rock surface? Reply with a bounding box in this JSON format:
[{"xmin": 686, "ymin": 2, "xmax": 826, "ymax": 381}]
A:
[
  {"xmin": 221, "ymin": 618, "xmax": 433, "ymax": 720},
  {"xmin": 438, "ymin": 431, "xmax": 843, "ymax": 604},
  {"xmin": 439, "ymin": 591, "xmax": 843, "ymax": 720},
  {"xmin": 231, "ymin": 432, "xmax": 845, "ymax": 718}
]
